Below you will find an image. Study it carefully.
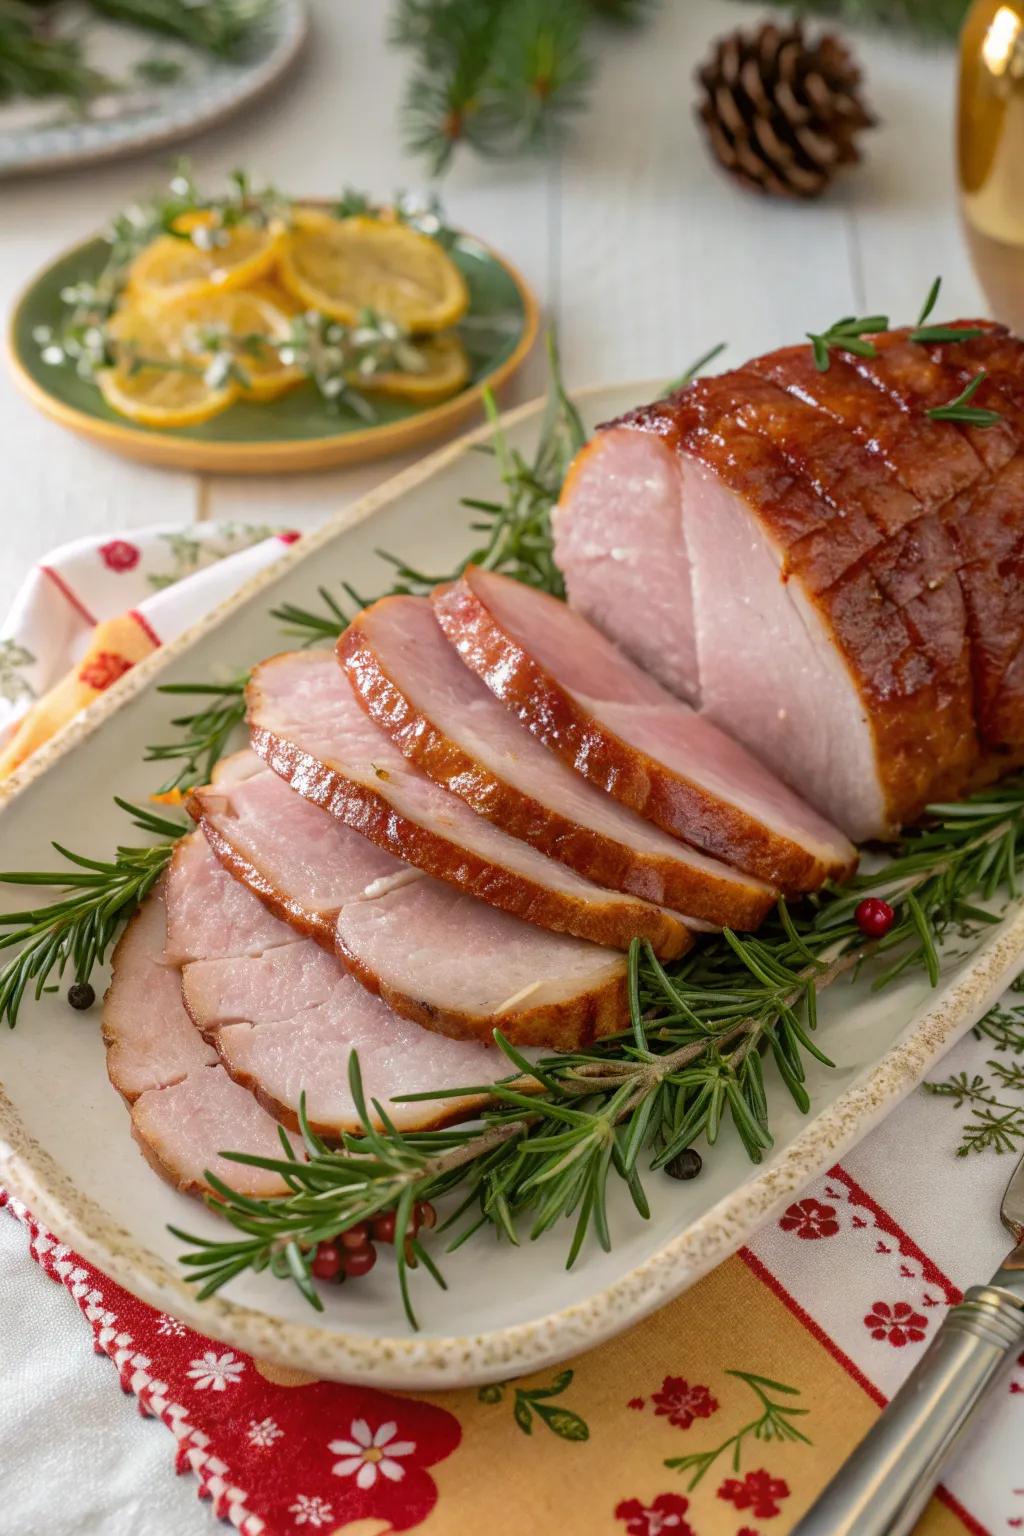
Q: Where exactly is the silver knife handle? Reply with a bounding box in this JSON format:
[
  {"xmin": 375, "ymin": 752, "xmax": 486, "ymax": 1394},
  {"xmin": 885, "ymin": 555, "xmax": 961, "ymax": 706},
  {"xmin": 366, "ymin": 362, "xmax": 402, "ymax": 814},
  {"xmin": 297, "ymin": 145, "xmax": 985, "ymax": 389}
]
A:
[{"xmin": 792, "ymin": 1284, "xmax": 1024, "ymax": 1536}]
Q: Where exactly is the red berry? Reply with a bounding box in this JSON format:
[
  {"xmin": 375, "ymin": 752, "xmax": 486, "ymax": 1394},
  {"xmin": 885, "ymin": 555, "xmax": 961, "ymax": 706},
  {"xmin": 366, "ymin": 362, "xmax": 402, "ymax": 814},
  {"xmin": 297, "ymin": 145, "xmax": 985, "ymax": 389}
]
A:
[
  {"xmin": 372, "ymin": 1210, "xmax": 397, "ymax": 1244},
  {"xmin": 343, "ymin": 1243, "xmax": 377, "ymax": 1278},
  {"xmin": 855, "ymin": 896, "xmax": 895, "ymax": 938},
  {"xmin": 311, "ymin": 1241, "xmax": 343, "ymax": 1281},
  {"xmin": 339, "ymin": 1223, "xmax": 370, "ymax": 1250}
]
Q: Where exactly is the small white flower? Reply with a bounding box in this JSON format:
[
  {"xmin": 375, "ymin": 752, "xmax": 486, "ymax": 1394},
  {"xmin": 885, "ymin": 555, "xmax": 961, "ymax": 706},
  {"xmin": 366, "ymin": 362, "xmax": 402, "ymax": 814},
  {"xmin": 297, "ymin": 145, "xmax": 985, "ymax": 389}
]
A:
[
  {"xmin": 186, "ymin": 1350, "xmax": 245, "ymax": 1391},
  {"xmin": 155, "ymin": 1313, "xmax": 186, "ymax": 1337},
  {"xmin": 329, "ymin": 1418, "xmax": 416, "ymax": 1489},
  {"xmin": 248, "ymin": 1416, "xmax": 283, "ymax": 1448},
  {"xmin": 288, "ymin": 1493, "xmax": 334, "ymax": 1527}
]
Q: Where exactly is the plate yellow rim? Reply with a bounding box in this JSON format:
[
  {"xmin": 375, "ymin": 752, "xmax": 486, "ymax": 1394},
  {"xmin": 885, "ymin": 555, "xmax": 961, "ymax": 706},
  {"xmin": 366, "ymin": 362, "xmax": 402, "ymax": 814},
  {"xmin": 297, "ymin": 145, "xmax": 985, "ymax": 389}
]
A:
[{"xmin": 6, "ymin": 217, "xmax": 541, "ymax": 474}]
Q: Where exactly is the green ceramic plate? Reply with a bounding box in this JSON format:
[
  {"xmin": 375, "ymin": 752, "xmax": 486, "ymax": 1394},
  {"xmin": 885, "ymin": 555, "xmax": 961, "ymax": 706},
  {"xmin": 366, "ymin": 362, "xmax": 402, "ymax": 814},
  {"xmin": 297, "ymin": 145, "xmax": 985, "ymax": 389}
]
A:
[{"xmin": 7, "ymin": 227, "xmax": 539, "ymax": 474}]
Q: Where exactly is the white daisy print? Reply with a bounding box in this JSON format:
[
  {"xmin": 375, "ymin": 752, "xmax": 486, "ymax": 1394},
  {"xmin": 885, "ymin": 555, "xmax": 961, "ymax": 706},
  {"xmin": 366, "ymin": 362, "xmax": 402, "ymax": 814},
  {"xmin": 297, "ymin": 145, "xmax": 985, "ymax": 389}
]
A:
[
  {"xmin": 186, "ymin": 1350, "xmax": 245, "ymax": 1391},
  {"xmin": 155, "ymin": 1313, "xmax": 186, "ymax": 1337},
  {"xmin": 288, "ymin": 1493, "xmax": 334, "ymax": 1527},
  {"xmin": 329, "ymin": 1418, "xmax": 417, "ymax": 1488},
  {"xmin": 248, "ymin": 1416, "xmax": 283, "ymax": 1448}
]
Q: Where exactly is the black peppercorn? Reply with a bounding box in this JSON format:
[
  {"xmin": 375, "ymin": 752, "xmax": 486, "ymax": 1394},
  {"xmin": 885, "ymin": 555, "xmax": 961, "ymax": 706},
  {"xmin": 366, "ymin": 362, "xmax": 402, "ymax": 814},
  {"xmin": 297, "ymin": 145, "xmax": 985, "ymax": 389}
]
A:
[
  {"xmin": 67, "ymin": 982, "xmax": 95, "ymax": 1011},
  {"xmin": 665, "ymin": 1148, "xmax": 702, "ymax": 1181}
]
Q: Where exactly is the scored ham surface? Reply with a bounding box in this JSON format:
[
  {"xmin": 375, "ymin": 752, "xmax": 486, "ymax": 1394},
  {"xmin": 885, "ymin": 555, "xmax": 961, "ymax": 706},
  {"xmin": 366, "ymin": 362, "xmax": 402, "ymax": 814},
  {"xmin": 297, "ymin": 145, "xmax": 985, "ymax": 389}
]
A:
[
  {"xmin": 432, "ymin": 567, "xmax": 855, "ymax": 891},
  {"xmin": 103, "ymin": 880, "xmax": 296, "ymax": 1196},
  {"xmin": 552, "ymin": 322, "xmax": 1024, "ymax": 839},
  {"xmin": 338, "ymin": 594, "xmax": 776, "ymax": 928},
  {"xmin": 190, "ymin": 758, "xmax": 630, "ymax": 1048},
  {"xmin": 166, "ymin": 831, "xmax": 524, "ymax": 1131},
  {"xmin": 246, "ymin": 650, "xmax": 692, "ymax": 959}
]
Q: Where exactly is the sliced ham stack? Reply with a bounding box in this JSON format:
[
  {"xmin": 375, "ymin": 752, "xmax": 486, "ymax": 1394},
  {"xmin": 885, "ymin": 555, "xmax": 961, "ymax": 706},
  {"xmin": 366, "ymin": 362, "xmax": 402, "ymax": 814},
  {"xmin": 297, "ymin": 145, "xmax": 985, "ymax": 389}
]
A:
[
  {"xmin": 247, "ymin": 649, "xmax": 693, "ymax": 958},
  {"xmin": 105, "ymin": 829, "xmax": 529, "ymax": 1168},
  {"xmin": 552, "ymin": 322, "xmax": 1024, "ymax": 840},
  {"xmin": 338, "ymin": 594, "xmax": 776, "ymax": 927},
  {"xmin": 103, "ymin": 879, "xmax": 298, "ymax": 1197},
  {"xmin": 189, "ymin": 757, "xmax": 630, "ymax": 1048}
]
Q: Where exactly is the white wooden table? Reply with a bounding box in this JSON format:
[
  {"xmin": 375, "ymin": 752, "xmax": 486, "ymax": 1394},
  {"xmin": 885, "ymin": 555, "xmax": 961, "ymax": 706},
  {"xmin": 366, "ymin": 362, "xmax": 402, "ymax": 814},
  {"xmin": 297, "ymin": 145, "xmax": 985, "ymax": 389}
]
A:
[{"xmin": 0, "ymin": 3, "xmax": 986, "ymax": 1532}]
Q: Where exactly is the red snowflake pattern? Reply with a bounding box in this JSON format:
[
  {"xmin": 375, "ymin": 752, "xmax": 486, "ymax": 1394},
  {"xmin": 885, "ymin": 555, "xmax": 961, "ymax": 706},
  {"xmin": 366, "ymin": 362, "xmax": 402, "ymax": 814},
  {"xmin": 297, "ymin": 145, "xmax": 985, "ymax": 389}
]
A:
[
  {"xmin": 778, "ymin": 1198, "xmax": 839, "ymax": 1239},
  {"xmin": 717, "ymin": 1469, "xmax": 790, "ymax": 1519},
  {"xmin": 737, "ymin": 1529, "xmax": 762, "ymax": 1536},
  {"xmin": 78, "ymin": 652, "xmax": 133, "ymax": 691},
  {"xmin": 614, "ymin": 1492, "xmax": 694, "ymax": 1536},
  {"xmin": 650, "ymin": 1376, "xmax": 719, "ymax": 1430},
  {"xmin": 863, "ymin": 1301, "xmax": 928, "ymax": 1348},
  {"xmin": 627, "ymin": 1397, "xmax": 645, "ymax": 1410},
  {"xmin": 98, "ymin": 539, "xmax": 140, "ymax": 572}
]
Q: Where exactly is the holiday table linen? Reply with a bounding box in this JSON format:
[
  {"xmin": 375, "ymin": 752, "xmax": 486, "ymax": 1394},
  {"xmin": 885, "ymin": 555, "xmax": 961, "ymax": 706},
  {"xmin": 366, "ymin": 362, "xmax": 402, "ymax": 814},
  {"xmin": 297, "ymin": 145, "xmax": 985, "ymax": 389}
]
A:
[
  {"xmin": 0, "ymin": 527, "xmax": 1023, "ymax": 1534},
  {"xmin": 0, "ymin": 522, "xmax": 299, "ymax": 778}
]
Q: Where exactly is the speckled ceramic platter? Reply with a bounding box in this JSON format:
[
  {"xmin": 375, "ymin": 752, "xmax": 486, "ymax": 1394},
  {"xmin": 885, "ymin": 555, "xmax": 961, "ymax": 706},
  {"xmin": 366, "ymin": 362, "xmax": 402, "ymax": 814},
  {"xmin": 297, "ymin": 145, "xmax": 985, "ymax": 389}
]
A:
[
  {"xmin": 7, "ymin": 220, "xmax": 539, "ymax": 473},
  {"xmin": 0, "ymin": 0, "xmax": 307, "ymax": 179},
  {"xmin": 2, "ymin": 383, "xmax": 1024, "ymax": 1391}
]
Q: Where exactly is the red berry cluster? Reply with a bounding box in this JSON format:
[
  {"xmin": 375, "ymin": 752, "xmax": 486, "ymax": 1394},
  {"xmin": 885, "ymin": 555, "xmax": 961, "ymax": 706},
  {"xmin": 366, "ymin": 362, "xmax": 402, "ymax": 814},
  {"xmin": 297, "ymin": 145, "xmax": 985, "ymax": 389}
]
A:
[{"xmin": 311, "ymin": 1201, "xmax": 436, "ymax": 1284}]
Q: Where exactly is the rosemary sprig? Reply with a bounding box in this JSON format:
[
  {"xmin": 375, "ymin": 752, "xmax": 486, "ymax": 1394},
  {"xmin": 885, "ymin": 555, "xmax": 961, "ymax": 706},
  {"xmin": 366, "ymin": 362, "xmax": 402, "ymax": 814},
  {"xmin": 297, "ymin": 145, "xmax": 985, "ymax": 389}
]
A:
[
  {"xmin": 926, "ymin": 371, "xmax": 1002, "ymax": 429},
  {"xmin": 0, "ymin": 801, "xmax": 184, "ymax": 1028},
  {"xmin": 909, "ymin": 276, "xmax": 985, "ymax": 346},
  {"xmin": 144, "ymin": 677, "xmax": 248, "ymax": 793},
  {"xmin": 271, "ymin": 333, "xmax": 580, "ymax": 647},
  {"xmin": 806, "ymin": 313, "xmax": 889, "ymax": 372},
  {"xmin": 662, "ymin": 340, "xmax": 728, "ymax": 396}
]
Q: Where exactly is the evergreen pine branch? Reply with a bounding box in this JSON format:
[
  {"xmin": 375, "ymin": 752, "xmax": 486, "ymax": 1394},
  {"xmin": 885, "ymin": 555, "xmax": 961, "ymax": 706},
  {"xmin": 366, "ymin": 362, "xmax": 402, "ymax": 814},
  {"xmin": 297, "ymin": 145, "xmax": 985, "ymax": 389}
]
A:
[
  {"xmin": 737, "ymin": 0, "xmax": 970, "ymax": 41},
  {"xmin": 89, "ymin": 0, "xmax": 274, "ymax": 59},
  {"xmin": 391, "ymin": 0, "xmax": 655, "ymax": 172}
]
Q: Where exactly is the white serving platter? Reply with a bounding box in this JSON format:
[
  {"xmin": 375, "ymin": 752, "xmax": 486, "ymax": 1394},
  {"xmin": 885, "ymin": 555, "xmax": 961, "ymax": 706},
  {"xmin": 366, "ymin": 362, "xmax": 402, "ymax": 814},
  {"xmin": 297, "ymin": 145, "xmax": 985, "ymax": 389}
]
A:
[{"xmin": 2, "ymin": 382, "xmax": 1024, "ymax": 1392}]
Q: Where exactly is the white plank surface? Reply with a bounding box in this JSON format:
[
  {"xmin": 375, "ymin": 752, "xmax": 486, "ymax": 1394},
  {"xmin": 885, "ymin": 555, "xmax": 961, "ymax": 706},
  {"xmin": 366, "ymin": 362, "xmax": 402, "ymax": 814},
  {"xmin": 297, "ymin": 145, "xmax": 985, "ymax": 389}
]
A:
[{"xmin": 0, "ymin": 4, "xmax": 989, "ymax": 1533}]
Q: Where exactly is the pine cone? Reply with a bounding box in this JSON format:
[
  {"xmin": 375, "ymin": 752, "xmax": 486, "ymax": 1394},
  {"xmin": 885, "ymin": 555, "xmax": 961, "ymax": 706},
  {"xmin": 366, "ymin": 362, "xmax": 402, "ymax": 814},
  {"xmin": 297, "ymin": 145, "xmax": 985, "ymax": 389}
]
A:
[{"xmin": 695, "ymin": 21, "xmax": 875, "ymax": 199}]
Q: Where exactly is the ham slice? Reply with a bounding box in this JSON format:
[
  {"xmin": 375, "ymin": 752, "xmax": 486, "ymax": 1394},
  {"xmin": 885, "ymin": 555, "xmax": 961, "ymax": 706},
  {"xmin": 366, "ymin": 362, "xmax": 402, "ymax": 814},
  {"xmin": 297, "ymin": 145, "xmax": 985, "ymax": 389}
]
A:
[
  {"xmin": 190, "ymin": 760, "xmax": 630, "ymax": 1048},
  {"xmin": 247, "ymin": 650, "xmax": 692, "ymax": 959},
  {"xmin": 103, "ymin": 880, "xmax": 295, "ymax": 1197},
  {"xmin": 432, "ymin": 567, "xmax": 855, "ymax": 889},
  {"xmin": 552, "ymin": 325, "xmax": 1024, "ymax": 837},
  {"xmin": 166, "ymin": 830, "xmax": 535, "ymax": 1123},
  {"xmin": 339, "ymin": 595, "xmax": 775, "ymax": 929}
]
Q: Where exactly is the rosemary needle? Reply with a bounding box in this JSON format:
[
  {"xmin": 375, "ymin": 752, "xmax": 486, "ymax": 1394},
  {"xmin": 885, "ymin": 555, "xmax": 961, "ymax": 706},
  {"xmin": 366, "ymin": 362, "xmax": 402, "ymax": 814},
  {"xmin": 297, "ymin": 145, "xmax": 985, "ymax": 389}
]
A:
[{"xmin": 926, "ymin": 371, "xmax": 1002, "ymax": 428}]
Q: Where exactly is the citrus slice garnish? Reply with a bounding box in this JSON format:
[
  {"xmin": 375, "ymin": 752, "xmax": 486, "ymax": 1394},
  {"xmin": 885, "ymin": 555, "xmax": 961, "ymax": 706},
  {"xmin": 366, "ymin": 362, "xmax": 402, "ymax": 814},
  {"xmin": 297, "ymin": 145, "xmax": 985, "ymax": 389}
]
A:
[
  {"xmin": 96, "ymin": 360, "xmax": 236, "ymax": 429},
  {"xmin": 277, "ymin": 210, "xmax": 469, "ymax": 332},
  {"xmin": 127, "ymin": 210, "xmax": 285, "ymax": 306},
  {"xmin": 358, "ymin": 331, "xmax": 470, "ymax": 402},
  {"xmin": 109, "ymin": 289, "xmax": 302, "ymax": 404},
  {"xmin": 157, "ymin": 289, "xmax": 303, "ymax": 402}
]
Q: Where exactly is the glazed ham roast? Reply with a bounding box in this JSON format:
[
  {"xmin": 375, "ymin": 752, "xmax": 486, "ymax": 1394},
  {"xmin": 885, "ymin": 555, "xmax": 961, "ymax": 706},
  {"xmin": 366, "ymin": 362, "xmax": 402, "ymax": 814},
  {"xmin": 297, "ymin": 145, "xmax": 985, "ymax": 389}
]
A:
[
  {"xmin": 109, "ymin": 320, "xmax": 1024, "ymax": 1202},
  {"xmin": 552, "ymin": 321, "xmax": 1024, "ymax": 841}
]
